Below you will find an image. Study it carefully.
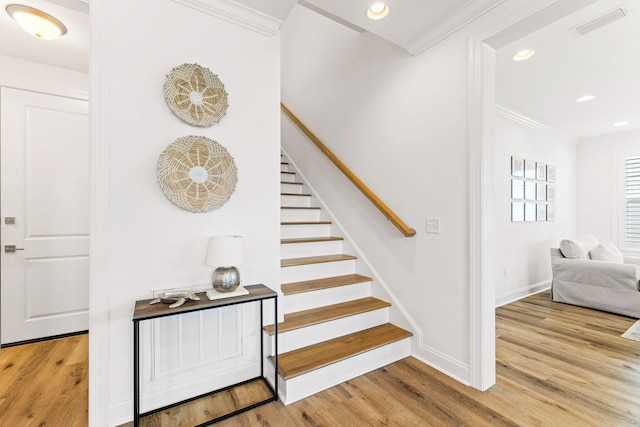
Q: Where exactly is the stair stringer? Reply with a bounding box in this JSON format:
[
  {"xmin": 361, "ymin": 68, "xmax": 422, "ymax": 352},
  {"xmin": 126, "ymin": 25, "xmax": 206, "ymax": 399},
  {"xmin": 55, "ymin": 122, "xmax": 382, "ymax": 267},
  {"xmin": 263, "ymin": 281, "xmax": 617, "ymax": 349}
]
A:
[{"xmin": 280, "ymin": 147, "xmax": 422, "ymax": 353}]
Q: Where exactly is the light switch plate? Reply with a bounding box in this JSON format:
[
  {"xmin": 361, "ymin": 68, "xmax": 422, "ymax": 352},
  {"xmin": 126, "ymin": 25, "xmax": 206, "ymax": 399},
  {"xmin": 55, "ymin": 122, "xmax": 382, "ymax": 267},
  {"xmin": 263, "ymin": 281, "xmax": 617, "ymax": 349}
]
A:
[{"xmin": 426, "ymin": 217, "xmax": 440, "ymax": 234}]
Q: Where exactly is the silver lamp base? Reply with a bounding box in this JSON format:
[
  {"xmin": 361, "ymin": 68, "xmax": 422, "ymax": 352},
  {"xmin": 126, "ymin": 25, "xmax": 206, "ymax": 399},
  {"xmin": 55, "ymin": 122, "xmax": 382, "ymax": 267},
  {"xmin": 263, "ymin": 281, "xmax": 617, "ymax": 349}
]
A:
[{"xmin": 212, "ymin": 266, "xmax": 240, "ymax": 292}]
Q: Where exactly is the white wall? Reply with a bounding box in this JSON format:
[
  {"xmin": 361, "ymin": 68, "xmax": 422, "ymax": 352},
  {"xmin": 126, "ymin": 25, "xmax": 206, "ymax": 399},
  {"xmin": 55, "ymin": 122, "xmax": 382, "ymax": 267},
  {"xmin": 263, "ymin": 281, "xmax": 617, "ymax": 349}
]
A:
[
  {"xmin": 281, "ymin": 5, "xmax": 474, "ymax": 383},
  {"xmin": 281, "ymin": 6, "xmax": 472, "ymax": 379},
  {"xmin": 493, "ymin": 110, "xmax": 577, "ymax": 306},
  {"xmin": 93, "ymin": 1, "xmax": 281, "ymax": 424},
  {"xmin": 577, "ymin": 130, "xmax": 640, "ymax": 250},
  {"xmin": 280, "ymin": 1, "xmax": 564, "ymax": 384},
  {"xmin": 0, "ymin": 54, "xmax": 88, "ymax": 97}
]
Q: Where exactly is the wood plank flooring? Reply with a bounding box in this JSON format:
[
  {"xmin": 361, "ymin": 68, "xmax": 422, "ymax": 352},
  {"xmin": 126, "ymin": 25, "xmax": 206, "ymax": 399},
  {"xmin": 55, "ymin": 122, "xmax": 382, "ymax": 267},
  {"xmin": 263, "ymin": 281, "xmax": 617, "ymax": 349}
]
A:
[
  {"xmin": 3, "ymin": 291, "xmax": 640, "ymax": 426},
  {"xmin": 135, "ymin": 379, "xmax": 274, "ymax": 427},
  {"xmin": 0, "ymin": 333, "xmax": 88, "ymax": 427}
]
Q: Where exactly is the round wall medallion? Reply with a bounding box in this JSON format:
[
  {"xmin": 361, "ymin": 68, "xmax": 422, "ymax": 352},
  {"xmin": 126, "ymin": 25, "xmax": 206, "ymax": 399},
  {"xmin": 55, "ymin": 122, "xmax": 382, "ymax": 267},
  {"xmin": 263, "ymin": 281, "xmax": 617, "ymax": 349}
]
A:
[
  {"xmin": 163, "ymin": 63, "xmax": 229, "ymax": 127},
  {"xmin": 157, "ymin": 136, "xmax": 238, "ymax": 213}
]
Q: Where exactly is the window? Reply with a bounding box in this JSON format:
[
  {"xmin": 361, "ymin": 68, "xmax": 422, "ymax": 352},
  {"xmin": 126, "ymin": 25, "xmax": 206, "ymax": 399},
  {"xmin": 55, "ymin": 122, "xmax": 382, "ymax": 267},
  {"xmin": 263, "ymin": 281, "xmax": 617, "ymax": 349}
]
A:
[{"xmin": 625, "ymin": 157, "xmax": 640, "ymax": 243}]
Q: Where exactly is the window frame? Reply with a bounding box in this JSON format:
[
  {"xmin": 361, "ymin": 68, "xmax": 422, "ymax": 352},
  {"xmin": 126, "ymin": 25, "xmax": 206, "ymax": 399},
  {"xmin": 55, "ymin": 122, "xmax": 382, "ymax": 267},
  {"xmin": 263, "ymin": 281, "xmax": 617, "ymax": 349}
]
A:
[{"xmin": 616, "ymin": 150, "xmax": 640, "ymax": 252}]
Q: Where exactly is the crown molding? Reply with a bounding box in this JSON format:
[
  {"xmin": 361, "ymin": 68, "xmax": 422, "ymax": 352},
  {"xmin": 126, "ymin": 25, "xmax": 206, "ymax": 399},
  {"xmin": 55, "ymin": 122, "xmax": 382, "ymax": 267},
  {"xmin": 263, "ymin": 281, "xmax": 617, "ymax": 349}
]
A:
[
  {"xmin": 495, "ymin": 103, "xmax": 577, "ymax": 144},
  {"xmin": 404, "ymin": 0, "xmax": 507, "ymax": 56},
  {"xmin": 579, "ymin": 128, "xmax": 640, "ymax": 146},
  {"xmin": 171, "ymin": 0, "xmax": 284, "ymax": 37}
]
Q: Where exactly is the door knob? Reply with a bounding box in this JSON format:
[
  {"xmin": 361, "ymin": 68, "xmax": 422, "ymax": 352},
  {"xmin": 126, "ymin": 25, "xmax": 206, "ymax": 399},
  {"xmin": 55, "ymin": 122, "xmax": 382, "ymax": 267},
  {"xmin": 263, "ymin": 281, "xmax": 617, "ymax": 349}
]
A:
[{"xmin": 4, "ymin": 245, "xmax": 24, "ymax": 253}]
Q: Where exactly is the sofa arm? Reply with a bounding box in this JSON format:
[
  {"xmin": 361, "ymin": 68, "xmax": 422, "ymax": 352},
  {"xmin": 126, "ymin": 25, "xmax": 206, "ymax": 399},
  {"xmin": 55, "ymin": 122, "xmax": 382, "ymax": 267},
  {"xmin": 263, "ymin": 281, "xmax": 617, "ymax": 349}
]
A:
[{"xmin": 552, "ymin": 258, "xmax": 640, "ymax": 291}]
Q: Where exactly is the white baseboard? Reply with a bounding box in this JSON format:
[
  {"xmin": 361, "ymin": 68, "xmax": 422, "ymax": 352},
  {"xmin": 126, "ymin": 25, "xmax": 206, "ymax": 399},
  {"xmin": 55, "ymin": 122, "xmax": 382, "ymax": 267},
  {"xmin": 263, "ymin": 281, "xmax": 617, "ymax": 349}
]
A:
[
  {"xmin": 495, "ymin": 280, "xmax": 551, "ymax": 308},
  {"xmin": 107, "ymin": 398, "xmax": 131, "ymax": 427},
  {"xmin": 412, "ymin": 344, "xmax": 471, "ymax": 386}
]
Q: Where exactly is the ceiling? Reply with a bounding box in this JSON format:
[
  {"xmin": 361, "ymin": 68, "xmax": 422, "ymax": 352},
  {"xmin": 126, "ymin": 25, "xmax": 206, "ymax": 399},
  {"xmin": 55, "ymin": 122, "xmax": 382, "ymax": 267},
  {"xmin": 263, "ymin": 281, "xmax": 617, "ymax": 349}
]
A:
[
  {"xmin": 0, "ymin": 0, "xmax": 88, "ymax": 72},
  {"xmin": 495, "ymin": 0, "xmax": 640, "ymax": 141},
  {"xmin": 0, "ymin": 0, "xmax": 636, "ymax": 141},
  {"xmin": 296, "ymin": 0, "xmax": 497, "ymax": 53}
]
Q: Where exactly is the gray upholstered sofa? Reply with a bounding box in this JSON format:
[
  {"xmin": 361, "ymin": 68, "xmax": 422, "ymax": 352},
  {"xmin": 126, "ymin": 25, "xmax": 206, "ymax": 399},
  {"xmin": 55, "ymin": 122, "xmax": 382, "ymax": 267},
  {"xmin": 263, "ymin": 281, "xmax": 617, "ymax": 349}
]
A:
[{"xmin": 550, "ymin": 235, "xmax": 640, "ymax": 318}]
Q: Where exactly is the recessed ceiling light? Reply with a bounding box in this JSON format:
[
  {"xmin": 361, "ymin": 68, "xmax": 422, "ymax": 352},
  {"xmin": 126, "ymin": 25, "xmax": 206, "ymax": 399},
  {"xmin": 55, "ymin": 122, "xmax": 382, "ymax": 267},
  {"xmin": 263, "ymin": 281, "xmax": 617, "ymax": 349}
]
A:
[
  {"xmin": 614, "ymin": 121, "xmax": 629, "ymax": 127},
  {"xmin": 367, "ymin": 2, "xmax": 389, "ymax": 20},
  {"xmin": 512, "ymin": 50, "xmax": 535, "ymax": 61},
  {"xmin": 6, "ymin": 4, "xmax": 67, "ymax": 40},
  {"xmin": 576, "ymin": 95, "xmax": 595, "ymax": 102}
]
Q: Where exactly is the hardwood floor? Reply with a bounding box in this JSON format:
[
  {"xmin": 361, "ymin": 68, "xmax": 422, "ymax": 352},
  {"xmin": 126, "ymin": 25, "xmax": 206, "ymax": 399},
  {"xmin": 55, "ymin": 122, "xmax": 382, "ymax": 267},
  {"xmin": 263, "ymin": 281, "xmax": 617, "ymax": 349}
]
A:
[
  {"xmin": 4, "ymin": 291, "xmax": 640, "ymax": 426},
  {"xmin": 214, "ymin": 291, "xmax": 640, "ymax": 426},
  {"xmin": 0, "ymin": 333, "xmax": 88, "ymax": 427}
]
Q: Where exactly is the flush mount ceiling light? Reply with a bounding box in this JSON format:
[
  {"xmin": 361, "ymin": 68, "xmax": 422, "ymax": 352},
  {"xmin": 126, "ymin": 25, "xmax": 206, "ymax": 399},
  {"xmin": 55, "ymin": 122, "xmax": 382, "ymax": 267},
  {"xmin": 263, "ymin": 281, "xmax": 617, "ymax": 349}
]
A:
[
  {"xmin": 576, "ymin": 95, "xmax": 595, "ymax": 102},
  {"xmin": 367, "ymin": 2, "xmax": 389, "ymax": 20},
  {"xmin": 6, "ymin": 4, "xmax": 67, "ymax": 40},
  {"xmin": 512, "ymin": 49, "xmax": 535, "ymax": 61}
]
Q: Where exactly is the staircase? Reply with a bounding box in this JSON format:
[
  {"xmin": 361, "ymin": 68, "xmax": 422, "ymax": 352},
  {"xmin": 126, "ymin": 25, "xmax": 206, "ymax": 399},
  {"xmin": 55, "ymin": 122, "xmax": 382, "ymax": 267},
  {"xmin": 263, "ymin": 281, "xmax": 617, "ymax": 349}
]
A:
[{"xmin": 265, "ymin": 154, "xmax": 413, "ymax": 404}]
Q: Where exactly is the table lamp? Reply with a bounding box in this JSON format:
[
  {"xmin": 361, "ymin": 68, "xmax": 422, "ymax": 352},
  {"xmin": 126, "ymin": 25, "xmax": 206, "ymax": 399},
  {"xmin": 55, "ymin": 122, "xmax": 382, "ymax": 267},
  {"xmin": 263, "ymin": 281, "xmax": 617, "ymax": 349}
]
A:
[{"xmin": 206, "ymin": 235, "xmax": 244, "ymax": 292}]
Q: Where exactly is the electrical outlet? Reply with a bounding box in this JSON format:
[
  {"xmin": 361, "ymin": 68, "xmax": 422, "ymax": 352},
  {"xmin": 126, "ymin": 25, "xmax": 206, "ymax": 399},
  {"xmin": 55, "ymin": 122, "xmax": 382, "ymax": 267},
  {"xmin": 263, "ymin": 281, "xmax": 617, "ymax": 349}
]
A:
[{"xmin": 426, "ymin": 217, "xmax": 440, "ymax": 234}]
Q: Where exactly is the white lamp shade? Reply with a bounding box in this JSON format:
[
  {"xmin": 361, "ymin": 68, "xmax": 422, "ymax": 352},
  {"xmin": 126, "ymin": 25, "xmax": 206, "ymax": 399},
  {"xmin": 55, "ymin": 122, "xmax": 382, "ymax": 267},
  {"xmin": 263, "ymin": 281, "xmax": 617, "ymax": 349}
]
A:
[{"xmin": 206, "ymin": 235, "xmax": 244, "ymax": 267}]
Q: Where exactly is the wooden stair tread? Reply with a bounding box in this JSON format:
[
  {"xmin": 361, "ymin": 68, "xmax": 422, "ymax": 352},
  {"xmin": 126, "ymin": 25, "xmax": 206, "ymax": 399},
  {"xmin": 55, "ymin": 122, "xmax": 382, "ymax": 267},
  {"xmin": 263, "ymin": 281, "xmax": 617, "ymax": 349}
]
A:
[
  {"xmin": 271, "ymin": 324, "xmax": 412, "ymax": 380},
  {"xmin": 281, "ymin": 193, "xmax": 312, "ymax": 197},
  {"xmin": 281, "ymin": 181, "xmax": 303, "ymax": 185},
  {"xmin": 281, "ymin": 206, "xmax": 320, "ymax": 210},
  {"xmin": 281, "ymin": 221, "xmax": 332, "ymax": 225},
  {"xmin": 281, "ymin": 254, "xmax": 356, "ymax": 267},
  {"xmin": 264, "ymin": 297, "xmax": 389, "ymax": 335},
  {"xmin": 281, "ymin": 171, "xmax": 295, "ymax": 175},
  {"xmin": 281, "ymin": 274, "xmax": 372, "ymax": 295},
  {"xmin": 281, "ymin": 237, "xmax": 343, "ymax": 244}
]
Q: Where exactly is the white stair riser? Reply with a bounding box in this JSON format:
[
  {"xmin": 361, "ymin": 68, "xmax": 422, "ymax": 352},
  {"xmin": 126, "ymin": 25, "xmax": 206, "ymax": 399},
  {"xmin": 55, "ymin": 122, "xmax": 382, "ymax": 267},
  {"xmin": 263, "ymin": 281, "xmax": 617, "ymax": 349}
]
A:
[
  {"xmin": 281, "ymin": 259, "xmax": 356, "ymax": 283},
  {"xmin": 267, "ymin": 308, "xmax": 389, "ymax": 354},
  {"xmin": 281, "ymin": 183, "xmax": 303, "ymax": 194},
  {"xmin": 277, "ymin": 338, "xmax": 412, "ymax": 405},
  {"xmin": 282, "ymin": 281, "xmax": 370, "ymax": 313},
  {"xmin": 281, "ymin": 208, "xmax": 320, "ymax": 222},
  {"xmin": 281, "ymin": 224, "xmax": 331, "ymax": 239},
  {"xmin": 281, "ymin": 194, "xmax": 311, "ymax": 207},
  {"xmin": 281, "ymin": 173, "xmax": 297, "ymax": 183},
  {"xmin": 281, "ymin": 164, "xmax": 290, "ymax": 172},
  {"xmin": 263, "ymin": 339, "xmax": 278, "ymax": 391},
  {"xmin": 280, "ymin": 240, "xmax": 343, "ymax": 259}
]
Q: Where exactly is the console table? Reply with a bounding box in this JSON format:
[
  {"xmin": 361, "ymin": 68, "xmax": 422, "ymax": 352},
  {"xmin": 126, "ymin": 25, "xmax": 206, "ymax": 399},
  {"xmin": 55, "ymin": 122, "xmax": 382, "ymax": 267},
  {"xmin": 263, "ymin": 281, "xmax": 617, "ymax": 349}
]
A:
[{"xmin": 132, "ymin": 284, "xmax": 278, "ymax": 426}]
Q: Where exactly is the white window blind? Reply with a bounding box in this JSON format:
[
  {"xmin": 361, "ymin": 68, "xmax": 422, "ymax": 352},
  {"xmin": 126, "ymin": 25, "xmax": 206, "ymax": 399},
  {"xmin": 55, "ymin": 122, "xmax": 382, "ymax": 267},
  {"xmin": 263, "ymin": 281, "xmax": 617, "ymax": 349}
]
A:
[{"xmin": 625, "ymin": 157, "xmax": 640, "ymax": 243}]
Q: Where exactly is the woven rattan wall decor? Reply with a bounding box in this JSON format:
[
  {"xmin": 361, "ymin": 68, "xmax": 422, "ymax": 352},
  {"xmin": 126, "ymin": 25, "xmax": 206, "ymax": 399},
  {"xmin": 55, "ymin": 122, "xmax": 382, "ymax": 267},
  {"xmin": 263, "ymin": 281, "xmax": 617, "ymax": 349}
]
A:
[
  {"xmin": 163, "ymin": 63, "xmax": 229, "ymax": 127},
  {"xmin": 157, "ymin": 136, "xmax": 238, "ymax": 213}
]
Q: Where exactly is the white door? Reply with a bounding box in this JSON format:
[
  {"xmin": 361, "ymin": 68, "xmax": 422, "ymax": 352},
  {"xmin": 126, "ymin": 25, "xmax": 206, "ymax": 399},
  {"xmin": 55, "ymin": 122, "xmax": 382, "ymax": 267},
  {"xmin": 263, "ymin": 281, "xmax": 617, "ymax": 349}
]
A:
[{"xmin": 1, "ymin": 87, "xmax": 89, "ymax": 345}]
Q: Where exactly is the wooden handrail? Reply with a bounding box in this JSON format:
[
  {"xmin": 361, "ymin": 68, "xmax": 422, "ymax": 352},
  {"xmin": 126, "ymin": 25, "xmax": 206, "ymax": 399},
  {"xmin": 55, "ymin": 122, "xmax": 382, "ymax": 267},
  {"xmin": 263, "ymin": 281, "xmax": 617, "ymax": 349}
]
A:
[{"xmin": 281, "ymin": 103, "xmax": 416, "ymax": 238}]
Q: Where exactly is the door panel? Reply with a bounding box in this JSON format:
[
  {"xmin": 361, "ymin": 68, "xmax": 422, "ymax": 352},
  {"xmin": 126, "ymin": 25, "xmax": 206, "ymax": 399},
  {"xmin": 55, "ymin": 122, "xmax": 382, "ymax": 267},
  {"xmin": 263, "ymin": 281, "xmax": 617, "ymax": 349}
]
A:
[
  {"xmin": 1, "ymin": 87, "xmax": 89, "ymax": 345},
  {"xmin": 26, "ymin": 257, "xmax": 89, "ymax": 318},
  {"xmin": 25, "ymin": 106, "xmax": 89, "ymax": 236}
]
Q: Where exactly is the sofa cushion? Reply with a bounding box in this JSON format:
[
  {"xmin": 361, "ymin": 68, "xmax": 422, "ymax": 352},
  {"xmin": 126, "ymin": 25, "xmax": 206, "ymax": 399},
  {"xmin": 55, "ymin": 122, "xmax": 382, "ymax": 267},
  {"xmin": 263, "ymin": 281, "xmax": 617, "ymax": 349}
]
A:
[
  {"xmin": 581, "ymin": 235, "xmax": 599, "ymax": 251},
  {"xmin": 590, "ymin": 242, "xmax": 624, "ymax": 263},
  {"xmin": 559, "ymin": 235, "xmax": 599, "ymax": 259}
]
